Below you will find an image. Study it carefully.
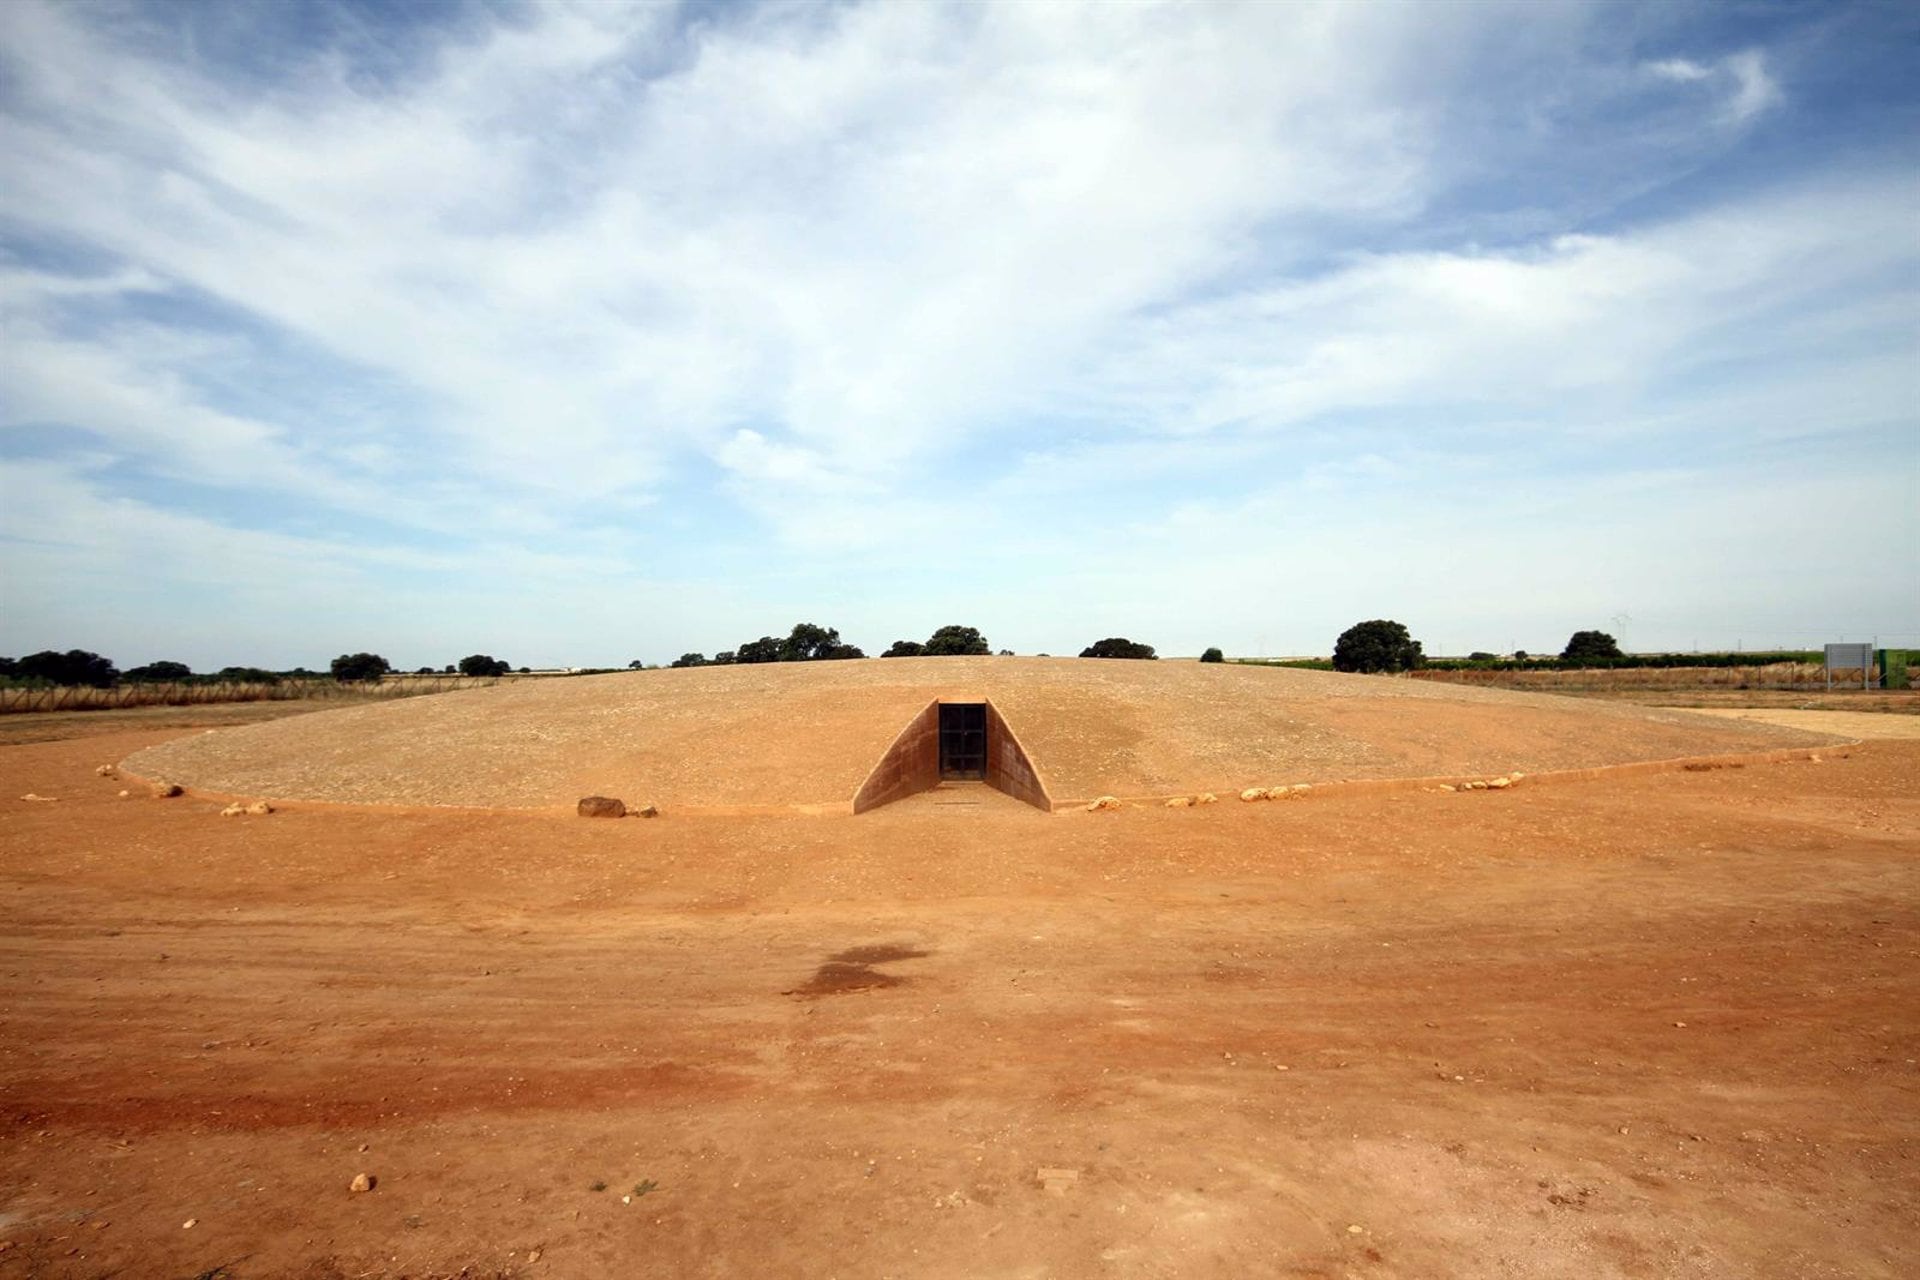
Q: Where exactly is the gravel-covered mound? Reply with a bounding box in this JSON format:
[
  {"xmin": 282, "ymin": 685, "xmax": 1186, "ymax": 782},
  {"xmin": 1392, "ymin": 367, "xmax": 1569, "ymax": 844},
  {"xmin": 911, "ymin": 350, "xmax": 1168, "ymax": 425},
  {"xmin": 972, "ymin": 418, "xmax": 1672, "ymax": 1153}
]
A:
[{"xmin": 121, "ymin": 657, "xmax": 1842, "ymax": 810}]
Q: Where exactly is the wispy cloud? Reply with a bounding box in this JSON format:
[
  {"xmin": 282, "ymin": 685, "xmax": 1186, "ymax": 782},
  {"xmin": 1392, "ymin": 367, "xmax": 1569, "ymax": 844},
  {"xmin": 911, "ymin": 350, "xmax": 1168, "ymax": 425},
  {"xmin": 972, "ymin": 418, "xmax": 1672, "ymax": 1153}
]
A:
[{"xmin": 1644, "ymin": 47, "xmax": 1783, "ymax": 125}]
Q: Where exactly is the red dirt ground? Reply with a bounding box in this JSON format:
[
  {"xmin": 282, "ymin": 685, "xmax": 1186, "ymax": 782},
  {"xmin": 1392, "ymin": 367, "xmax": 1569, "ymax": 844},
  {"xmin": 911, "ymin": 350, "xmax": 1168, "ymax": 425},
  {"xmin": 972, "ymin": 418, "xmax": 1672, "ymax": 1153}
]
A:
[{"xmin": 2, "ymin": 720, "xmax": 1916, "ymax": 1279}]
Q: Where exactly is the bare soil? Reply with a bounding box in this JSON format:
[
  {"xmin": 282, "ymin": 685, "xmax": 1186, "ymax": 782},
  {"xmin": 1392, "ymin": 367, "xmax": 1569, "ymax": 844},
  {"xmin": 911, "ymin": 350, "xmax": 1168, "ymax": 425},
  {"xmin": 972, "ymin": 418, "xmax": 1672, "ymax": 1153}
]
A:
[{"xmin": 2, "ymin": 713, "xmax": 1915, "ymax": 1279}]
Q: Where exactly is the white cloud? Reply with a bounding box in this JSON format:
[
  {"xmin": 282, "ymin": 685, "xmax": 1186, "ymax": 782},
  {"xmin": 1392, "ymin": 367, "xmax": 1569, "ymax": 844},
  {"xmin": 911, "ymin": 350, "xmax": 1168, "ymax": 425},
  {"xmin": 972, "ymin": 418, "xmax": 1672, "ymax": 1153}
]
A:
[
  {"xmin": 1646, "ymin": 58, "xmax": 1713, "ymax": 83},
  {"xmin": 1643, "ymin": 47, "xmax": 1783, "ymax": 126},
  {"xmin": 1055, "ymin": 175, "xmax": 1915, "ymax": 441},
  {"xmin": 1722, "ymin": 49, "xmax": 1784, "ymax": 124}
]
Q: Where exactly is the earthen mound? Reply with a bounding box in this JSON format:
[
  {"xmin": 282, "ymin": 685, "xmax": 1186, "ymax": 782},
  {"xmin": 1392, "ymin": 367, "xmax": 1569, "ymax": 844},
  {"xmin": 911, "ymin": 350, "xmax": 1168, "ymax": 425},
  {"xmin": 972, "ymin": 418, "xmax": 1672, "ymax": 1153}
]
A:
[{"xmin": 121, "ymin": 658, "xmax": 1842, "ymax": 811}]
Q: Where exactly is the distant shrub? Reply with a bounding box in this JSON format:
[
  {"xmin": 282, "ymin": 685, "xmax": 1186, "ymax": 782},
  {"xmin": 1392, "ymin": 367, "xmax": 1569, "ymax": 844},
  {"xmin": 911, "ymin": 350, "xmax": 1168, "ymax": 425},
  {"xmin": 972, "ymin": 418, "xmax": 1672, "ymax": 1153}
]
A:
[
  {"xmin": 882, "ymin": 640, "xmax": 925, "ymax": 658},
  {"xmin": 331, "ymin": 652, "xmax": 391, "ymax": 683},
  {"xmin": 670, "ymin": 653, "xmax": 707, "ymax": 668},
  {"xmin": 1200, "ymin": 647, "xmax": 1224, "ymax": 663},
  {"xmin": 1467, "ymin": 651, "xmax": 1497, "ymax": 662},
  {"xmin": 1561, "ymin": 630, "xmax": 1623, "ymax": 663},
  {"xmin": 459, "ymin": 654, "xmax": 512, "ymax": 677},
  {"xmin": 125, "ymin": 660, "xmax": 193, "ymax": 682},
  {"xmin": 1080, "ymin": 638, "xmax": 1158, "ymax": 660},
  {"xmin": 1332, "ymin": 620, "xmax": 1424, "ymax": 674},
  {"xmin": 18, "ymin": 649, "xmax": 119, "ymax": 688},
  {"xmin": 214, "ymin": 666, "xmax": 281, "ymax": 685}
]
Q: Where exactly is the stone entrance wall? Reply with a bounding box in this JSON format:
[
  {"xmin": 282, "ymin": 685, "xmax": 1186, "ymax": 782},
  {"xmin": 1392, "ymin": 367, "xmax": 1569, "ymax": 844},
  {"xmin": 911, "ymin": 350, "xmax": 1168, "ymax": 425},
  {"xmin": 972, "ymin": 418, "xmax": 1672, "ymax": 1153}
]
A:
[
  {"xmin": 853, "ymin": 698, "xmax": 1053, "ymax": 814},
  {"xmin": 985, "ymin": 702, "xmax": 1052, "ymax": 812},
  {"xmin": 851, "ymin": 699, "xmax": 942, "ymax": 813}
]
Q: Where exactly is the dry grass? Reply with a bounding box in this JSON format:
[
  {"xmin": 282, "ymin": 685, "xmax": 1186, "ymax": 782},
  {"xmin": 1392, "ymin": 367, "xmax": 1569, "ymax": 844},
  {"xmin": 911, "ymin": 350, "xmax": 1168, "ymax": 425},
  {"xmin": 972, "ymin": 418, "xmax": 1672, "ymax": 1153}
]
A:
[
  {"xmin": 0, "ymin": 674, "xmax": 495, "ymax": 715},
  {"xmin": 1409, "ymin": 661, "xmax": 1836, "ymax": 694}
]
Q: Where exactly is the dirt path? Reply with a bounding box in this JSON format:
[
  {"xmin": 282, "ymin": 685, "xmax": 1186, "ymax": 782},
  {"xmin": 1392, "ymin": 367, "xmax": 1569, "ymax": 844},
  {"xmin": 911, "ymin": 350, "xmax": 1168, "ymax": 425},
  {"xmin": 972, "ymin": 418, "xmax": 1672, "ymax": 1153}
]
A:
[
  {"xmin": 1, "ymin": 727, "xmax": 1916, "ymax": 1278},
  {"xmin": 1660, "ymin": 707, "xmax": 1920, "ymax": 740}
]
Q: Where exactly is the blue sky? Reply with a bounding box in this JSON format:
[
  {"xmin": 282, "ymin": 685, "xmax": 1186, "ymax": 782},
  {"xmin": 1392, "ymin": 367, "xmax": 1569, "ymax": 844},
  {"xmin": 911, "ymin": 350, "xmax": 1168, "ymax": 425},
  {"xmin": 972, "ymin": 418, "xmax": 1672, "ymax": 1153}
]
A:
[{"xmin": 1, "ymin": 0, "xmax": 1915, "ymax": 669}]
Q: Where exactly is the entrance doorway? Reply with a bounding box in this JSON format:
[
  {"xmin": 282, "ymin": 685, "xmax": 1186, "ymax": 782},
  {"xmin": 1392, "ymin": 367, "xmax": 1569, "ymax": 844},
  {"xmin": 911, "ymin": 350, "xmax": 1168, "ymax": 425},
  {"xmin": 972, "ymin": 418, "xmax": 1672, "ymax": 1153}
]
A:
[{"xmin": 938, "ymin": 703, "xmax": 987, "ymax": 779}]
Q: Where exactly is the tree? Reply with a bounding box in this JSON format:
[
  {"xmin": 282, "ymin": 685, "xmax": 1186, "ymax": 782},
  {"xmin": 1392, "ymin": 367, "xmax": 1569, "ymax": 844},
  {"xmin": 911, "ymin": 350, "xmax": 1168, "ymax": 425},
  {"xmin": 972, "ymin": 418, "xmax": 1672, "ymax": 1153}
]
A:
[
  {"xmin": 215, "ymin": 666, "xmax": 281, "ymax": 685},
  {"xmin": 1331, "ymin": 620, "xmax": 1424, "ymax": 674},
  {"xmin": 734, "ymin": 636, "xmax": 782, "ymax": 664},
  {"xmin": 124, "ymin": 660, "xmax": 193, "ymax": 682},
  {"xmin": 0, "ymin": 657, "xmax": 15, "ymax": 678},
  {"xmin": 670, "ymin": 653, "xmax": 708, "ymax": 668},
  {"xmin": 881, "ymin": 640, "xmax": 925, "ymax": 658},
  {"xmin": 1561, "ymin": 630, "xmax": 1623, "ymax": 663},
  {"xmin": 1467, "ymin": 651, "xmax": 1497, "ymax": 662},
  {"xmin": 711, "ymin": 650, "xmax": 737, "ymax": 665},
  {"xmin": 922, "ymin": 625, "xmax": 990, "ymax": 656},
  {"xmin": 1200, "ymin": 647, "xmax": 1224, "ymax": 663},
  {"xmin": 331, "ymin": 652, "xmax": 391, "ymax": 683},
  {"xmin": 1513, "ymin": 650, "xmax": 1529, "ymax": 661},
  {"xmin": 824, "ymin": 643, "xmax": 866, "ymax": 659},
  {"xmin": 779, "ymin": 622, "xmax": 842, "ymax": 661},
  {"xmin": 18, "ymin": 649, "xmax": 118, "ymax": 687},
  {"xmin": 458, "ymin": 654, "xmax": 511, "ymax": 677},
  {"xmin": 1080, "ymin": 637, "xmax": 1158, "ymax": 660}
]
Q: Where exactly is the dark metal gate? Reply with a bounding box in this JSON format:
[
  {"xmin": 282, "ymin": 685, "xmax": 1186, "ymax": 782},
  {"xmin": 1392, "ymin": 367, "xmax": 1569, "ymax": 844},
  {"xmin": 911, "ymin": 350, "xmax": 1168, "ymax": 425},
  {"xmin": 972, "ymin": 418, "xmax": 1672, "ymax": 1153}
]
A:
[{"xmin": 938, "ymin": 703, "xmax": 986, "ymax": 779}]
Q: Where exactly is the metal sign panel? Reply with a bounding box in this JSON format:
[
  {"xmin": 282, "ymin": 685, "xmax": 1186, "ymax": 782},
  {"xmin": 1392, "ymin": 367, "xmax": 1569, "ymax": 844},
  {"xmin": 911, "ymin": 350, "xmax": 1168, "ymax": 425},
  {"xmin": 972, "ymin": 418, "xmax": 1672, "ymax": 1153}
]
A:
[{"xmin": 1824, "ymin": 643, "xmax": 1873, "ymax": 690}]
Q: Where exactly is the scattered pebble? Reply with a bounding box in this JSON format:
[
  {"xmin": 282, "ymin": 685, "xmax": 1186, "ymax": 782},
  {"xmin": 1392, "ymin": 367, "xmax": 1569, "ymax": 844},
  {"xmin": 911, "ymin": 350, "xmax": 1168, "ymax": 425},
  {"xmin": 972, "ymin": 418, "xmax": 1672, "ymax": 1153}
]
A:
[
  {"xmin": 95, "ymin": 765, "xmax": 116, "ymax": 777},
  {"xmin": 19, "ymin": 794, "xmax": 57, "ymax": 802},
  {"xmin": 349, "ymin": 1173, "xmax": 375, "ymax": 1193},
  {"xmin": 182, "ymin": 1219, "xmax": 197, "ymax": 1230},
  {"xmin": 1347, "ymin": 1224, "xmax": 1364, "ymax": 1234},
  {"xmin": 246, "ymin": 800, "xmax": 274, "ymax": 816},
  {"xmin": 150, "ymin": 782, "xmax": 183, "ymax": 798}
]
